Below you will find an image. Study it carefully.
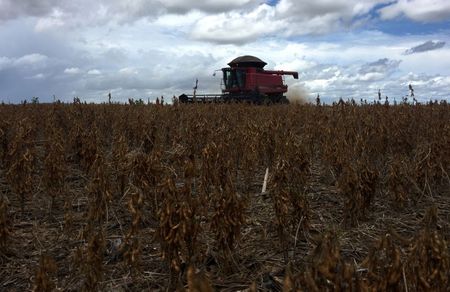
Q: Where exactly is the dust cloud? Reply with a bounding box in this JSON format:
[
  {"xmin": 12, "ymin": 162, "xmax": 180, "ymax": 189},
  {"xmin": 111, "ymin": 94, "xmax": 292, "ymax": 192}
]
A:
[{"xmin": 286, "ymin": 85, "xmax": 310, "ymax": 104}]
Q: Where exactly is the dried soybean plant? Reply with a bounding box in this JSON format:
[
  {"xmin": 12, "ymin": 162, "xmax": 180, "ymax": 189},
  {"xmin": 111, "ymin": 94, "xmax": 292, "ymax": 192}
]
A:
[
  {"xmin": 111, "ymin": 131, "xmax": 129, "ymax": 196},
  {"xmin": 121, "ymin": 184, "xmax": 144, "ymax": 275},
  {"xmin": 187, "ymin": 265, "xmax": 214, "ymax": 292},
  {"xmin": 413, "ymin": 144, "xmax": 443, "ymax": 195},
  {"xmin": 70, "ymin": 125, "xmax": 100, "ymax": 173},
  {"xmin": 127, "ymin": 149, "xmax": 162, "ymax": 219},
  {"xmin": 271, "ymin": 156, "xmax": 310, "ymax": 263},
  {"xmin": 72, "ymin": 153, "xmax": 111, "ymax": 290},
  {"xmin": 337, "ymin": 158, "xmax": 378, "ymax": 227},
  {"xmin": 0, "ymin": 121, "xmax": 8, "ymax": 167},
  {"xmin": 201, "ymin": 133, "xmax": 247, "ymax": 269},
  {"xmin": 199, "ymin": 141, "xmax": 219, "ymax": 196},
  {"xmin": 271, "ymin": 159, "xmax": 294, "ymax": 263},
  {"xmin": 74, "ymin": 230, "xmax": 106, "ymax": 291},
  {"xmin": 361, "ymin": 233, "xmax": 404, "ymax": 290},
  {"xmin": 292, "ymin": 231, "xmax": 359, "ymax": 291},
  {"xmin": 157, "ymin": 175, "xmax": 202, "ymax": 286},
  {"xmin": 387, "ymin": 156, "xmax": 413, "ymax": 208},
  {"xmin": 5, "ymin": 120, "xmax": 35, "ymax": 213},
  {"xmin": 239, "ymin": 122, "xmax": 260, "ymax": 193},
  {"xmin": 210, "ymin": 174, "xmax": 246, "ymax": 271},
  {"xmin": 406, "ymin": 206, "xmax": 450, "ymax": 290},
  {"xmin": 32, "ymin": 254, "xmax": 57, "ymax": 292},
  {"xmin": 0, "ymin": 101, "xmax": 448, "ymax": 291},
  {"xmin": 85, "ymin": 153, "xmax": 112, "ymax": 226},
  {"xmin": 0, "ymin": 193, "xmax": 11, "ymax": 253},
  {"xmin": 42, "ymin": 127, "xmax": 67, "ymax": 213}
]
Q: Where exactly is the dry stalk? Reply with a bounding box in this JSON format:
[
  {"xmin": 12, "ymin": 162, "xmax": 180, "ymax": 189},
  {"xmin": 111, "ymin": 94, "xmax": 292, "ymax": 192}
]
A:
[
  {"xmin": 86, "ymin": 154, "xmax": 112, "ymax": 226},
  {"xmin": 210, "ymin": 177, "xmax": 246, "ymax": 271},
  {"xmin": 42, "ymin": 127, "xmax": 66, "ymax": 213},
  {"xmin": 32, "ymin": 254, "xmax": 57, "ymax": 292},
  {"xmin": 158, "ymin": 176, "xmax": 202, "ymax": 287},
  {"xmin": 0, "ymin": 194, "xmax": 11, "ymax": 252},
  {"xmin": 81, "ymin": 230, "xmax": 106, "ymax": 291},
  {"xmin": 121, "ymin": 184, "xmax": 144, "ymax": 275},
  {"xmin": 5, "ymin": 120, "xmax": 35, "ymax": 213}
]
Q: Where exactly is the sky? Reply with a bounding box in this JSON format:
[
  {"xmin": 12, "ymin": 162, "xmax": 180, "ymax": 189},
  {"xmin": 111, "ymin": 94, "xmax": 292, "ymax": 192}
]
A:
[{"xmin": 0, "ymin": 0, "xmax": 449, "ymax": 103}]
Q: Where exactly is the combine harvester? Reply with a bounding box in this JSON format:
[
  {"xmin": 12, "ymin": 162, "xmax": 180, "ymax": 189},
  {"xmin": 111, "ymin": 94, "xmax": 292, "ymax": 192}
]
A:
[{"xmin": 179, "ymin": 55, "xmax": 298, "ymax": 104}]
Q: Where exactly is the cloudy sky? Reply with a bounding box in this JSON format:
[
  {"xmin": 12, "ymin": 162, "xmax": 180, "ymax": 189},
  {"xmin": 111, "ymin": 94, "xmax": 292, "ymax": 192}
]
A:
[{"xmin": 0, "ymin": 0, "xmax": 449, "ymax": 103}]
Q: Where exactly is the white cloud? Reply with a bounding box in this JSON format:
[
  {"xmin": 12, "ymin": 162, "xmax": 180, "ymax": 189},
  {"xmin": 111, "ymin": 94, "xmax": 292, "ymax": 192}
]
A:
[
  {"xmin": 2, "ymin": 0, "xmax": 449, "ymax": 41},
  {"xmin": 190, "ymin": 0, "xmax": 391, "ymax": 43},
  {"xmin": 162, "ymin": 0, "xmax": 257, "ymax": 13},
  {"xmin": 119, "ymin": 67, "xmax": 138, "ymax": 75},
  {"xmin": 154, "ymin": 11, "xmax": 204, "ymax": 28},
  {"xmin": 0, "ymin": 0, "xmax": 59, "ymax": 21},
  {"xmin": 0, "ymin": 0, "xmax": 260, "ymax": 27},
  {"xmin": 14, "ymin": 53, "xmax": 48, "ymax": 66},
  {"xmin": 64, "ymin": 67, "xmax": 81, "ymax": 74},
  {"xmin": 0, "ymin": 53, "xmax": 48, "ymax": 70},
  {"xmin": 0, "ymin": 56, "xmax": 12, "ymax": 70},
  {"xmin": 379, "ymin": 0, "xmax": 450, "ymax": 22},
  {"xmin": 400, "ymin": 47, "xmax": 450, "ymax": 75},
  {"xmin": 87, "ymin": 69, "xmax": 101, "ymax": 75},
  {"xmin": 307, "ymin": 79, "xmax": 331, "ymax": 92},
  {"xmin": 34, "ymin": 9, "xmax": 65, "ymax": 31},
  {"xmin": 0, "ymin": 1, "xmax": 391, "ymax": 41},
  {"xmin": 191, "ymin": 4, "xmax": 282, "ymax": 43},
  {"xmin": 359, "ymin": 58, "xmax": 402, "ymax": 75},
  {"xmin": 357, "ymin": 72, "xmax": 385, "ymax": 81},
  {"xmin": 28, "ymin": 73, "xmax": 45, "ymax": 79},
  {"xmin": 274, "ymin": 58, "xmax": 317, "ymax": 72}
]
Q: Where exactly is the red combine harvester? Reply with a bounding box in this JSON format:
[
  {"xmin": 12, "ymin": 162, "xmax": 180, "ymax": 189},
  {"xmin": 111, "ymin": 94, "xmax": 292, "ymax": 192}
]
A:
[{"xmin": 179, "ymin": 55, "xmax": 298, "ymax": 104}]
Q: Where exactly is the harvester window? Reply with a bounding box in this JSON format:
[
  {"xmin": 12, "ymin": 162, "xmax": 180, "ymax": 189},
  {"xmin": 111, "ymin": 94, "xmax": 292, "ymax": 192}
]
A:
[
  {"xmin": 236, "ymin": 70, "xmax": 245, "ymax": 88},
  {"xmin": 223, "ymin": 68, "xmax": 245, "ymax": 89},
  {"xmin": 229, "ymin": 71, "xmax": 237, "ymax": 88},
  {"xmin": 223, "ymin": 69, "xmax": 231, "ymax": 89}
]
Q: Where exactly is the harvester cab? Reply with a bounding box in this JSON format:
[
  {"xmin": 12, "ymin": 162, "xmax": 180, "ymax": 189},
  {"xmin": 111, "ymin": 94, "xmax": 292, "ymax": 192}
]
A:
[{"xmin": 179, "ymin": 55, "xmax": 298, "ymax": 104}]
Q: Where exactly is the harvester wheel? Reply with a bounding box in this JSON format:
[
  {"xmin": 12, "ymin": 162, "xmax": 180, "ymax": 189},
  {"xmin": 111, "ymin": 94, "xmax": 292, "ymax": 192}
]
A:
[
  {"xmin": 280, "ymin": 96, "xmax": 289, "ymax": 104},
  {"xmin": 262, "ymin": 97, "xmax": 272, "ymax": 105}
]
